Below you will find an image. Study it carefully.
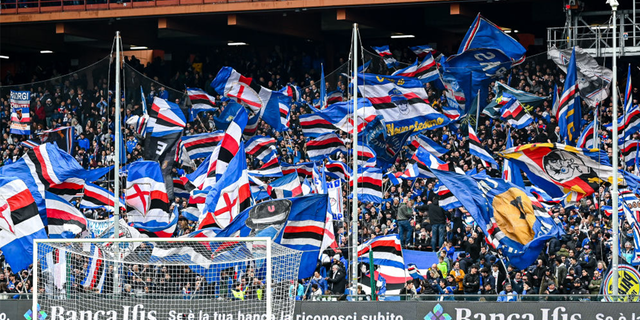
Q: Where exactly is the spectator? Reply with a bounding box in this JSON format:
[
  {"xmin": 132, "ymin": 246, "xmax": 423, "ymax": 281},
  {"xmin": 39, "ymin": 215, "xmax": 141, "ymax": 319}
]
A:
[
  {"xmin": 399, "ymin": 280, "xmax": 416, "ymax": 300},
  {"xmin": 497, "ymin": 282, "xmax": 517, "ymax": 302},
  {"xmin": 326, "ymin": 264, "xmax": 346, "ymax": 295},
  {"xmin": 463, "ymin": 265, "xmax": 480, "ymax": 295},
  {"xmin": 397, "ymin": 197, "xmax": 414, "ymax": 247}
]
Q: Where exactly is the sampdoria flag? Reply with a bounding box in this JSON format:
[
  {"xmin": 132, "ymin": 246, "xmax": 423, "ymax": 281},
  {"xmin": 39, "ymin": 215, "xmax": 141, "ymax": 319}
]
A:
[
  {"xmin": 502, "ymin": 129, "xmax": 524, "ymax": 188},
  {"xmin": 499, "ymin": 143, "xmax": 622, "ymax": 199},
  {"xmin": 499, "ymin": 93, "xmax": 533, "ymax": 129},
  {"xmin": 211, "ymin": 66, "xmax": 280, "ymax": 115},
  {"xmin": 39, "ymin": 126, "xmax": 74, "ymax": 154},
  {"xmin": 358, "ymin": 234, "xmax": 404, "ymax": 269},
  {"xmin": 306, "ymin": 132, "xmax": 347, "ymax": 161},
  {"xmin": 311, "ymin": 98, "xmax": 377, "ymax": 134},
  {"xmin": 45, "ymin": 192, "xmax": 87, "ymax": 239},
  {"xmin": 409, "ymin": 45, "xmax": 434, "ymax": 59},
  {"xmin": 371, "ymin": 45, "xmax": 398, "ymax": 69},
  {"xmin": 0, "ymin": 176, "xmax": 47, "ymax": 271},
  {"xmin": 205, "ymin": 106, "xmax": 248, "ymax": 188},
  {"xmin": 358, "ymin": 73, "xmax": 449, "ymax": 136},
  {"xmin": 624, "ymin": 64, "xmax": 634, "ymax": 115},
  {"xmin": 431, "ymin": 169, "xmax": 563, "ymax": 269},
  {"xmin": 200, "ymin": 141, "xmax": 251, "ymax": 229},
  {"xmin": 458, "ymin": 13, "xmax": 526, "ymax": 65},
  {"xmin": 9, "ymin": 90, "xmax": 31, "ymax": 135},
  {"xmin": 79, "ymin": 182, "xmax": 125, "ymax": 212},
  {"xmin": 468, "ymin": 124, "xmax": 498, "ymax": 167},
  {"xmin": 407, "ymin": 134, "xmax": 449, "ymax": 158},
  {"xmin": 556, "ymin": 47, "xmax": 582, "ymax": 146},
  {"xmin": 187, "ymin": 87, "xmax": 217, "ymax": 120},
  {"xmin": 281, "ymin": 162, "xmax": 315, "ymax": 178},
  {"xmin": 267, "ymin": 173, "xmax": 303, "ymax": 199},
  {"xmin": 245, "ymin": 135, "xmax": 277, "ymax": 162},
  {"xmin": 577, "ymin": 120, "xmax": 595, "ymax": 149},
  {"xmin": 299, "ymin": 113, "xmax": 336, "ymax": 138},
  {"xmin": 125, "ymin": 161, "xmax": 176, "ymax": 237},
  {"xmin": 392, "ymin": 54, "xmax": 439, "ymax": 84},
  {"xmin": 325, "ymin": 160, "xmax": 353, "ymax": 182},
  {"xmin": 349, "ymin": 167, "xmax": 383, "ymax": 203},
  {"xmin": 178, "ymin": 131, "xmax": 224, "ymax": 161}
]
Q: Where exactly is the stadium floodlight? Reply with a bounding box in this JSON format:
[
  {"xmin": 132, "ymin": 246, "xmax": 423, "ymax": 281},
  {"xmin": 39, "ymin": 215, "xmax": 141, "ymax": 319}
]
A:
[
  {"xmin": 0, "ymin": 55, "xmax": 8, "ymax": 59},
  {"xmin": 228, "ymin": 42, "xmax": 248, "ymax": 46},
  {"xmin": 130, "ymin": 46, "xmax": 148, "ymax": 50},
  {"xmin": 40, "ymin": 50, "xmax": 54, "ymax": 54},
  {"xmin": 390, "ymin": 34, "xmax": 415, "ymax": 39},
  {"xmin": 33, "ymin": 237, "xmax": 302, "ymax": 320}
]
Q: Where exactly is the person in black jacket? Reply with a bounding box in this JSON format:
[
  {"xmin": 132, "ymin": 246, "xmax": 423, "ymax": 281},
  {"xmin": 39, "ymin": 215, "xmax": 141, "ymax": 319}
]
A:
[
  {"xmin": 417, "ymin": 196, "xmax": 447, "ymax": 252},
  {"xmin": 326, "ymin": 264, "xmax": 346, "ymax": 295},
  {"xmin": 463, "ymin": 265, "xmax": 480, "ymax": 295}
]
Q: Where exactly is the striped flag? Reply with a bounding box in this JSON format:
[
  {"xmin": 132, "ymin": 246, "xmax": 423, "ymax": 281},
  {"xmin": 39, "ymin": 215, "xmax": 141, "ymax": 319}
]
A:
[
  {"xmin": 605, "ymin": 105, "xmax": 640, "ymax": 140},
  {"xmin": 502, "ymin": 129, "xmax": 524, "ymax": 188},
  {"xmin": 299, "ymin": 114, "xmax": 335, "ymax": 138},
  {"xmin": 624, "ymin": 64, "xmax": 634, "ymax": 115},
  {"xmin": 205, "ymin": 106, "xmax": 248, "ymax": 188},
  {"xmin": 392, "ymin": 54, "xmax": 438, "ymax": 83},
  {"xmin": 80, "ymin": 245, "xmax": 104, "ymax": 289},
  {"xmin": 248, "ymin": 150, "xmax": 283, "ymax": 178},
  {"xmin": 577, "ymin": 120, "xmax": 595, "ymax": 149},
  {"xmin": 39, "ymin": 126, "xmax": 74, "ymax": 153},
  {"xmin": 187, "ymin": 87, "xmax": 217, "ymax": 119},
  {"xmin": 245, "ymin": 135, "xmax": 277, "ymax": 162},
  {"xmin": 556, "ymin": 47, "xmax": 581, "ymax": 146},
  {"xmin": 349, "ymin": 145, "xmax": 376, "ymax": 168},
  {"xmin": 407, "ymin": 134, "xmax": 449, "ymax": 158},
  {"xmin": 371, "ymin": 45, "xmax": 398, "ymax": 69},
  {"xmin": 20, "ymin": 140, "xmax": 40, "ymax": 149},
  {"xmin": 173, "ymin": 176, "xmax": 191, "ymax": 199},
  {"xmin": 357, "ymin": 234, "xmax": 404, "ymax": 269},
  {"xmin": 267, "ymin": 173, "xmax": 303, "ymax": 199},
  {"xmin": 178, "ymin": 131, "xmax": 224, "ymax": 160},
  {"xmin": 358, "ymin": 73, "xmax": 449, "ymax": 136},
  {"xmin": 499, "ymin": 93, "xmax": 533, "ymax": 129},
  {"xmin": 308, "ymin": 98, "xmax": 377, "ymax": 134},
  {"xmin": 147, "ymin": 97, "xmax": 186, "ymax": 136},
  {"xmin": 0, "ymin": 176, "xmax": 48, "ymax": 271},
  {"xmin": 306, "ymin": 132, "xmax": 347, "ymax": 161},
  {"xmin": 183, "ymin": 189, "xmax": 208, "ymax": 222},
  {"xmin": 48, "ymin": 177, "xmax": 84, "ymax": 202},
  {"xmin": 435, "ymin": 182, "xmax": 461, "ymax": 210},
  {"xmin": 45, "ymin": 192, "xmax": 87, "ymax": 238},
  {"xmin": 125, "ymin": 161, "xmax": 176, "ymax": 237},
  {"xmin": 126, "ymin": 114, "xmax": 149, "ymax": 136},
  {"xmin": 80, "ymin": 182, "xmax": 126, "ymax": 212},
  {"xmin": 468, "ymin": 124, "xmax": 498, "ymax": 167},
  {"xmin": 281, "ymin": 162, "xmax": 315, "ymax": 178},
  {"xmin": 325, "ymin": 160, "xmax": 352, "ymax": 181},
  {"xmin": 350, "ymin": 167, "xmax": 383, "ymax": 203},
  {"xmin": 200, "ymin": 141, "xmax": 251, "ymax": 229},
  {"xmin": 326, "ymin": 90, "xmax": 343, "ymax": 105},
  {"xmin": 622, "ymin": 140, "xmax": 640, "ymax": 168},
  {"xmin": 409, "ymin": 45, "xmax": 433, "ymax": 58},
  {"xmin": 211, "ymin": 67, "xmax": 279, "ymax": 114}
]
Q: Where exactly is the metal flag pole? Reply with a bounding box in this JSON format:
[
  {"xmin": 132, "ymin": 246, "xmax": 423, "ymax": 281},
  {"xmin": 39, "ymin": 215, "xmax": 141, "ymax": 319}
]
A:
[
  {"xmin": 113, "ymin": 31, "xmax": 122, "ymax": 295},
  {"xmin": 607, "ymin": 0, "xmax": 620, "ymax": 298},
  {"xmin": 351, "ymin": 22, "xmax": 360, "ymax": 296},
  {"xmin": 475, "ymin": 89, "xmax": 481, "ymax": 132}
]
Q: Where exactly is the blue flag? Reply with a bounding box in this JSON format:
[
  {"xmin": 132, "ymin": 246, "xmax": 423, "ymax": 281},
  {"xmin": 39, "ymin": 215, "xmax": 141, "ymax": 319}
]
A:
[
  {"xmin": 213, "ymin": 101, "xmax": 243, "ymax": 131},
  {"xmin": 431, "ymin": 169, "xmax": 563, "ymax": 269},
  {"xmin": 458, "ymin": 14, "xmax": 526, "ymax": 64},
  {"xmin": 557, "ymin": 47, "xmax": 582, "ymax": 146},
  {"xmin": 502, "ymin": 129, "xmax": 524, "ymax": 188}
]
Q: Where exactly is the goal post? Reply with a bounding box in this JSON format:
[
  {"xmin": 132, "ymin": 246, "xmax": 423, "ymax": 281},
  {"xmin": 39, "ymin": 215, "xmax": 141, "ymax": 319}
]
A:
[{"xmin": 33, "ymin": 237, "xmax": 302, "ymax": 320}]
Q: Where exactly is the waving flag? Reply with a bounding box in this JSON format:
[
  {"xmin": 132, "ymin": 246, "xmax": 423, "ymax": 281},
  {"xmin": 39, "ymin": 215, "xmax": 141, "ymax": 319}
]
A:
[
  {"xmin": 435, "ymin": 182, "xmax": 462, "ymax": 210},
  {"xmin": 361, "ymin": 116, "xmax": 413, "ymax": 170},
  {"xmin": 299, "ymin": 113, "xmax": 335, "ymax": 138},
  {"xmin": 325, "ymin": 160, "xmax": 352, "ymax": 181},
  {"xmin": 211, "ymin": 67, "xmax": 282, "ymax": 117},
  {"xmin": 245, "ymin": 135, "xmax": 277, "ymax": 162},
  {"xmin": 9, "ymin": 90, "xmax": 31, "ymax": 135},
  {"xmin": 80, "ymin": 245, "xmax": 104, "ymax": 290},
  {"xmin": 205, "ymin": 106, "xmax": 248, "ymax": 187},
  {"xmin": 215, "ymin": 195, "xmax": 328, "ymax": 278},
  {"xmin": 0, "ymin": 176, "xmax": 47, "ymax": 271},
  {"xmin": 326, "ymin": 90, "xmax": 344, "ymax": 105},
  {"xmin": 200, "ymin": 141, "xmax": 251, "ymax": 229},
  {"xmin": 484, "ymin": 82, "xmax": 549, "ymax": 119},
  {"xmin": 622, "ymin": 140, "xmax": 640, "ymax": 168},
  {"xmin": 622, "ymin": 201, "xmax": 640, "ymax": 265},
  {"xmin": 407, "ymin": 134, "xmax": 449, "ymax": 158},
  {"xmin": 409, "ymin": 45, "xmax": 433, "ymax": 59},
  {"xmin": 348, "ymin": 145, "xmax": 376, "ymax": 168},
  {"xmin": 39, "ymin": 126, "xmax": 74, "ymax": 154},
  {"xmin": 187, "ymin": 87, "xmax": 217, "ymax": 120},
  {"xmin": 392, "ymin": 55, "xmax": 438, "ymax": 83},
  {"xmin": 267, "ymin": 173, "xmax": 303, "ymax": 199},
  {"xmin": 402, "ymin": 146, "xmax": 453, "ymax": 179},
  {"xmin": 458, "ymin": 14, "xmax": 526, "ymax": 65},
  {"xmin": 45, "ymin": 192, "xmax": 87, "ymax": 238},
  {"xmin": 281, "ymin": 162, "xmax": 315, "ymax": 177},
  {"xmin": 432, "ymin": 169, "xmax": 563, "ymax": 269},
  {"xmin": 358, "ymin": 74, "xmax": 449, "ymax": 136},
  {"xmin": 279, "ymin": 85, "xmax": 302, "ymax": 103},
  {"xmin": 624, "ymin": 64, "xmax": 634, "ymax": 114},
  {"xmin": 126, "ymin": 114, "xmax": 149, "ymax": 136},
  {"xmin": 311, "ymin": 98, "xmax": 377, "ymax": 134},
  {"xmin": 499, "ymin": 143, "xmax": 621, "ymax": 198},
  {"xmin": 47, "ymin": 177, "xmax": 84, "ymax": 202},
  {"xmin": 80, "ymin": 182, "xmax": 125, "ymax": 212},
  {"xmin": 577, "ymin": 120, "xmax": 596, "ymax": 149},
  {"xmin": 604, "ymin": 104, "xmax": 640, "ymax": 140},
  {"xmin": 503, "ymin": 129, "xmax": 524, "ymax": 188},
  {"xmin": 178, "ymin": 131, "xmax": 224, "ymax": 161},
  {"xmin": 468, "ymin": 124, "xmax": 498, "ymax": 166},
  {"xmin": 125, "ymin": 161, "xmax": 175, "ymax": 237},
  {"xmin": 499, "ymin": 93, "xmax": 533, "ymax": 129},
  {"xmin": 556, "ymin": 48, "xmax": 582, "ymax": 146},
  {"xmin": 548, "ymin": 46, "xmax": 613, "ymax": 107},
  {"xmin": 306, "ymin": 132, "xmax": 347, "ymax": 161},
  {"xmin": 248, "ymin": 150, "xmax": 283, "ymax": 178},
  {"xmin": 147, "ymin": 97, "xmax": 186, "ymax": 136},
  {"xmin": 371, "ymin": 45, "xmax": 398, "ymax": 68},
  {"xmin": 358, "ymin": 234, "xmax": 404, "ymax": 269},
  {"xmin": 350, "ymin": 167, "xmax": 383, "ymax": 203}
]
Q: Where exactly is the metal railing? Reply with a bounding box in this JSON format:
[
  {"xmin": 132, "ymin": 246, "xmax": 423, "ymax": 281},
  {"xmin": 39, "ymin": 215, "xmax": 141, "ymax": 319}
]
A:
[
  {"xmin": 547, "ymin": 13, "xmax": 640, "ymax": 57},
  {"xmin": 3, "ymin": 293, "xmax": 637, "ymax": 302}
]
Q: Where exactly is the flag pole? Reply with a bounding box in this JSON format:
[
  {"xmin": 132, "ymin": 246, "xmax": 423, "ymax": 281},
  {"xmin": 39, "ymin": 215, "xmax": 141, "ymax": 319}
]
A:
[
  {"xmin": 608, "ymin": 0, "xmax": 620, "ymax": 298},
  {"xmin": 113, "ymin": 31, "xmax": 122, "ymax": 295},
  {"xmin": 475, "ymin": 89, "xmax": 481, "ymax": 132},
  {"xmin": 351, "ymin": 23, "xmax": 360, "ymax": 297}
]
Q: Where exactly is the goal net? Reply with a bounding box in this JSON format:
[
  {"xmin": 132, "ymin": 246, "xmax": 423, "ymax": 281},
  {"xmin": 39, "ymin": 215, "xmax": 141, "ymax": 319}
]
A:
[{"xmin": 33, "ymin": 237, "xmax": 302, "ymax": 320}]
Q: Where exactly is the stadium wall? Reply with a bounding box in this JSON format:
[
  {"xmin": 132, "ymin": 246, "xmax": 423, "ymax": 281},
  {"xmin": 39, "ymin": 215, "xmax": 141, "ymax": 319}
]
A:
[{"xmin": 3, "ymin": 300, "xmax": 640, "ymax": 320}]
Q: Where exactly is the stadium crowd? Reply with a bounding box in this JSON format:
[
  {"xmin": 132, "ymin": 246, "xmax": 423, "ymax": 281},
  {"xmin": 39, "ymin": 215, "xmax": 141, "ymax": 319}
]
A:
[{"xmin": 0, "ymin": 46, "xmax": 639, "ymax": 300}]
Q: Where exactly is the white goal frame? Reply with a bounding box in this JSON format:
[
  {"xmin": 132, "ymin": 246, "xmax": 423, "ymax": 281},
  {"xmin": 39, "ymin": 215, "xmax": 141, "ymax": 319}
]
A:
[{"xmin": 33, "ymin": 237, "xmax": 273, "ymax": 319}]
